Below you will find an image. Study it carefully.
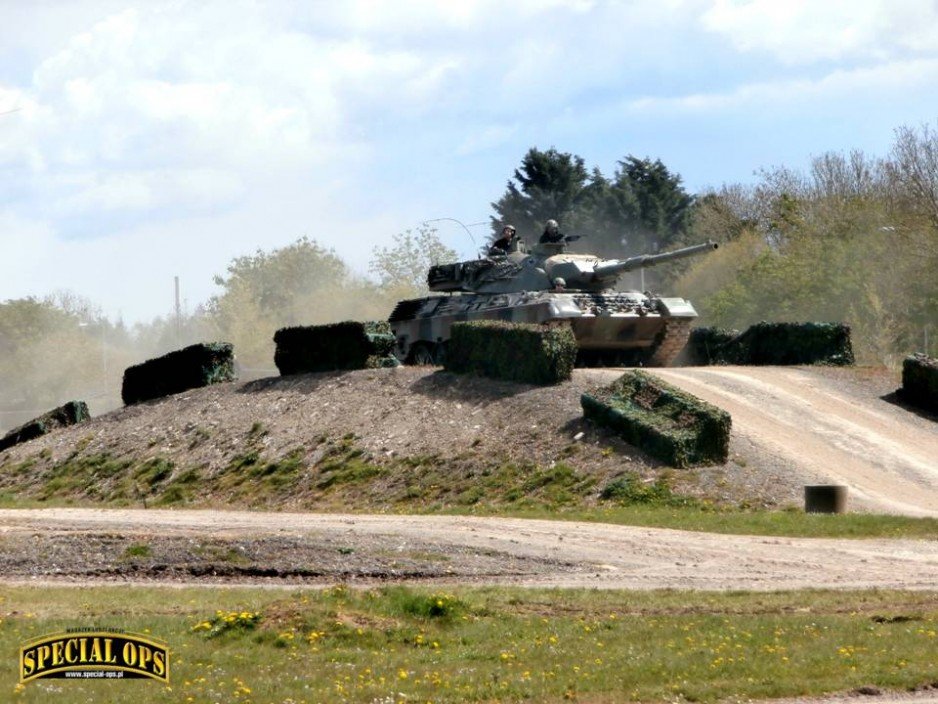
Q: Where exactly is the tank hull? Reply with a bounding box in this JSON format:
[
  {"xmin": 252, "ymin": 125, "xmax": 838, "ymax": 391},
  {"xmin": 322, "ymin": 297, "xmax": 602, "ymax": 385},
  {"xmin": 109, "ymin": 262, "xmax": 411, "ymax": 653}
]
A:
[{"xmin": 388, "ymin": 290, "xmax": 697, "ymax": 366}]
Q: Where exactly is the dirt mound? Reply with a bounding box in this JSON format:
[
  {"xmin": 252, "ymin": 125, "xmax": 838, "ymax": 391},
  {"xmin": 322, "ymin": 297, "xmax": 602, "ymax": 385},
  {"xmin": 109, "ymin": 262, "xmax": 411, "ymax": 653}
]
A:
[
  {"xmin": 0, "ymin": 365, "xmax": 929, "ymax": 514},
  {"xmin": 0, "ymin": 367, "xmax": 794, "ymax": 510}
]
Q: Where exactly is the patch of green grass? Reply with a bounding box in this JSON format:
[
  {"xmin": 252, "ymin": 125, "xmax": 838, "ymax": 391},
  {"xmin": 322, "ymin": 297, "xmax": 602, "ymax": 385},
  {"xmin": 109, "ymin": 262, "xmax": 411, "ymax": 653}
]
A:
[
  {"xmin": 157, "ymin": 485, "xmax": 189, "ymax": 505},
  {"xmin": 228, "ymin": 450, "xmax": 260, "ymax": 472},
  {"xmin": 456, "ymin": 485, "xmax": 484, "ymax": 505},
  {"xmin": 10, "ymin": 458, "xmax": 36, "ymax": 475},
  {"xmin": 173, "ymin": 468, "xmax": 201, "ymax": 484},
  {"xmin": 248, "ymin": 448, "xmax": 306, "ymax": 488},
  {"xmin": 382, "ymin": 587, "xmax": 468, "ymax": 620},
  {"xmin": 599, "ymin": 471, "xmax": 693, "ymax": 507},
  {"xmin": 247, "ymin": 421, "xmax": 267, "ymax": 440},
  {"xmin": 316, "ymin": 460, "xmax": 384, "ymax": 489},
  {"xmin": 0, "ymin": 586, "xmax": 935, "ymax": 703},
  {"xmin": 32, "ymin": 453, "xmax": 134, "ymax": 501},
  {"xmin": 457, "ymin": 504, "xmax": 938, "ymax": 539},
  {"xmin": 192, "ymin": 543, "xmax": 249, "ymax": 564},
  {"xmin": 518, "ymin": 462, "xmax": 596, "ymax": 507},
  {"xmin": 122, "ymin": 543, "xmax": 151, "ymax": 559},
  {"xmin": 134, "ymin": 457, "xmax": 174, "ymax": 487},
  {"xmin": 315, "ymin": 436, "xmax": 385, "ymax": 489}
]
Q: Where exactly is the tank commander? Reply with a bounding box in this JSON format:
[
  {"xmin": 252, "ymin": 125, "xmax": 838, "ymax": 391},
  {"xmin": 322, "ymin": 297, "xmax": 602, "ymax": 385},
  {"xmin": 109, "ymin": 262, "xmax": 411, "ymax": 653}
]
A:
[
  {"xmin": 488, "ymin": 225, "xmax": 518, "ymax": 255},
  {"xmin": 539, "ymin": 219, "xmax": 564, "ymax": 244}
]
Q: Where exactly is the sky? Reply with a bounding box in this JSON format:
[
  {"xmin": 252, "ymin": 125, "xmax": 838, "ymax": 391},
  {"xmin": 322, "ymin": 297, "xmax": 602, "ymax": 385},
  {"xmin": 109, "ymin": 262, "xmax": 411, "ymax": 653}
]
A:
[{"xmin": 2, "ymin": 0, "xmax": 938, "ymax": 323}]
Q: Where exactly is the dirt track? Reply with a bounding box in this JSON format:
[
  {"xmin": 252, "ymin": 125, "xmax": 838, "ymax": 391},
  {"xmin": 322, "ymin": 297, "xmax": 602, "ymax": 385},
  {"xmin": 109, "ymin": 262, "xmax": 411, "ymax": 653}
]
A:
[
  {"xmin": 631, "ymin": 366, "xmax": 938, "ymax": 517},
  {"xmin": 0, "ymin": 508, "xmax": 936, "ymax": 591}
]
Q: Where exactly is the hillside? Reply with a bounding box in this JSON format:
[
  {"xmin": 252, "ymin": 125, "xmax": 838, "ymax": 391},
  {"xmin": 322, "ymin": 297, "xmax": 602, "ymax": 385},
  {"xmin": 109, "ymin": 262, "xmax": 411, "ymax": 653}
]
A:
[
  {"xmin": 0, "ymin": 366, "xmax": 809, "ymax": 511},
  {"xmin": 0, "ymin": 367, "xmax": 931, "ymax": 512}
]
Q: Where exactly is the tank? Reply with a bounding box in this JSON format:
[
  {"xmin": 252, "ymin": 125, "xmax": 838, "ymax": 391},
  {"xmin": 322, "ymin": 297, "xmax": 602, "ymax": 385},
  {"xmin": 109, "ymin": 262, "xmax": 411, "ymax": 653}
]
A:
[{"xmin": 389, "ymin": 236, "xmax": 718, "ymax": 366}]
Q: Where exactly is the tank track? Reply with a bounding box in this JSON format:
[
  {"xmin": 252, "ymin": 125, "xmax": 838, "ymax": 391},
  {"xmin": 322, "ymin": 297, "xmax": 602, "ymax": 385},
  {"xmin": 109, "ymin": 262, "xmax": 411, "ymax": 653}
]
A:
[{"xmin": 645, "ymin": 318, "xmax": 692, "ymax": 367}]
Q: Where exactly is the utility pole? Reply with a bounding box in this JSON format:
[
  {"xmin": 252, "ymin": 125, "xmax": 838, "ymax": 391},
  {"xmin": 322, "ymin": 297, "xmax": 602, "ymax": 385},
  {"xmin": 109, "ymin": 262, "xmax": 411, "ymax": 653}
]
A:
[{"xmin": 174, "ymin": 276, "xmax": 182, "ymax": 346}]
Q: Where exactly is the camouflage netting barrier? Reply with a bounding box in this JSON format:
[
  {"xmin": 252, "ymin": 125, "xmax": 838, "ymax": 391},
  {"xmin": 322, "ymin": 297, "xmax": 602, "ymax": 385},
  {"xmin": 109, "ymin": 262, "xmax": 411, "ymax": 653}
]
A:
[
  {"xmin": 0, "ymin": 401, "xmax": 90, "ymax": 452},
  {"xmin": 900, "ymin": 353, "xmax": 938, "ymax": 413},
  {"xmin": 444, "ymin": 320, "xmax": 577, "ymax": 385},
  {"xmin": 682, "ymin": 327, "xmax": 741, "ymax": 365},
  {"xmin": 581, "ymin": 370, "xmax": 730, "ymax": 467},
  {"xmin": 122, "ymin": 342, "xmax": 236, "ymax": 405},
  {"xmin": 685, "ymin": 322, "xmax": 854, "ymax": 366},
  {"xmin": 273, "ymin": 321, "xmax": 397, "ymax": 375}
]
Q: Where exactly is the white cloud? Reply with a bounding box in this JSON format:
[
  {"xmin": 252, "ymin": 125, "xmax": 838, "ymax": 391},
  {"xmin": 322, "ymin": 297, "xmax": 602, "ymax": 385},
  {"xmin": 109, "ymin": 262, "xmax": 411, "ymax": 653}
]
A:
[
  {"xmin": 54, "ymin": 169, "xmax": 245, "ymax": 215},
  {"xmin": 456, "ymin": 124, "xmax": 518, "ymax": 156},
  {"xmin": 702, "ymin": 0, "xmax": 938, "ymax": 64},
  {"xmin": 623, "ymin": 57, "xmax": 938, "ymax": 115},
  {"xmin": 0, "ymin": 213, "xmax": 58, "ymax": 297}
]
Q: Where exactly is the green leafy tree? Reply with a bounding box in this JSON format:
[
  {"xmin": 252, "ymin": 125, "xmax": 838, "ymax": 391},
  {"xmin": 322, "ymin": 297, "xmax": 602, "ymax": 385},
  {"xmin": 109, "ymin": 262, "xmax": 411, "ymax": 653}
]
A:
[
  {"xmin": 676, "ymin": 140, "xmax": 938, "ymax": 365},
  {"xmin": 208, "ymin": 237, "xmax": 388, "ymax": 367},
  {"xmin": 609, "ymin": 157, "xmax": 694, "ymax": 252},
  {"xmin": 0, "ymin": 295, "xmax": 123, "ymax": 431},
  {"xmin": 490, "ymin": 147, "xmax": 592, "ymax": 241},
  {"xmin": 491, "ymin": 149, "xmax": 694, "ymax": 259},
  {"xmin": 369, "ymin": 225, "xmax": 456, "ymax": 300}
]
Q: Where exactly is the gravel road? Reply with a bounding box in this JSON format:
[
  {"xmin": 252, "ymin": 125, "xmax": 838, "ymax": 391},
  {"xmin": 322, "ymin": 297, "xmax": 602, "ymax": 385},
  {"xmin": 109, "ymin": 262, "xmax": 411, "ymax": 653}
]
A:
[
  {"xmin": 0, "ymin": 508, "xmax": 935, "ymax": 590},
  {"xmin": 637, "ymin": 366, "xmax": 938, "ymax": 517}
]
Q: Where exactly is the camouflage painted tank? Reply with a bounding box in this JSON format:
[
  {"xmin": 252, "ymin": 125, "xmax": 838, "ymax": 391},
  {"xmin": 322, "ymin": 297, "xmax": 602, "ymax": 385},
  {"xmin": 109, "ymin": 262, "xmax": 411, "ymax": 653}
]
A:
[{"xmin": 389, "ymin": 237, "xmax": 718, "ymax": 366}]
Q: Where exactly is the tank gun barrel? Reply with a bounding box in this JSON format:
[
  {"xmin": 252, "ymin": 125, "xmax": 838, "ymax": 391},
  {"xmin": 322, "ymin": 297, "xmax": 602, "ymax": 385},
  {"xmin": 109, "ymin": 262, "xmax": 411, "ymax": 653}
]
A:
[{"xmin": 592, "ymin": 240, "xmax": 718, "ymax": 281}]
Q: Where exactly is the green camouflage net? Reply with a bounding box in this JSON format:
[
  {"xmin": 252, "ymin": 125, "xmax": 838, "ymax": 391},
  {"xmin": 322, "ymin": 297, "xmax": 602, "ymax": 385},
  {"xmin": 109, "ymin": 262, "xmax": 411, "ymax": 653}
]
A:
[
  {"xmin": 274, "ymin": 321, "xmax": 398, "ymax": 375},
  {"xmin": 900, "ymin": 353, "xmax": 938, "ymax": 414},
  {"xmin": 444, "ymin": 320, "xmax": 577, "ymax": 385},
  {"xmin": 0, "ymin": 400, "xmax": 90, "ymax": 452},
  {"xmin": 582, "ymin": 370, "xmax": 730, "ymax": 467},
  {"xmin": 685, "ymin": 322, "xmax": 854, "ymax": 366},
  {"xmin": 122, "ymin": 343, "xmax": 236, "ymax": 405}
]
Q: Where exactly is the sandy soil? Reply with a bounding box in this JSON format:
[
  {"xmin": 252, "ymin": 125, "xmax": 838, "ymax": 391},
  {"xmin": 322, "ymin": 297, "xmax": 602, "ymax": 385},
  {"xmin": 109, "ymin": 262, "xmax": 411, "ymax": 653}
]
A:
[
  {"xmin": 0, "ymin": 508, "xmax": 935, "ymax": 591},
  {"xmin": 640, "ymin": 367, "xmax": 938, "ymax": 517}
]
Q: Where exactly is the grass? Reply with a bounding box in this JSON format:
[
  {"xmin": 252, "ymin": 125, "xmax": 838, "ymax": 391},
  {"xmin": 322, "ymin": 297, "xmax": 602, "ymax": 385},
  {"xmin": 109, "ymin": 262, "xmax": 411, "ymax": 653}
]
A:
[
  {"xmin": 2, "ymin": 437, "xmax": 937, "ymax": 539},
  {"xmin": 447, "ymin": 504, "xmax": 938, "ymax": 540},
  {"xmin": 0, "ymin": 585, "xmax": 935, "ymax": 702},
  {"xmin": 122, "ymin": 543, "xmax": 152, "ymax": 559}
]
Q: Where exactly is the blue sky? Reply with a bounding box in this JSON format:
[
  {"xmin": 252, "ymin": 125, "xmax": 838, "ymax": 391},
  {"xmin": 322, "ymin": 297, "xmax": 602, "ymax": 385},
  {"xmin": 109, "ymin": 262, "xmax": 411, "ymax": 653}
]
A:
[{"xmin": 2, "ymin": 0, "xmax": 938, "ymax": 322}]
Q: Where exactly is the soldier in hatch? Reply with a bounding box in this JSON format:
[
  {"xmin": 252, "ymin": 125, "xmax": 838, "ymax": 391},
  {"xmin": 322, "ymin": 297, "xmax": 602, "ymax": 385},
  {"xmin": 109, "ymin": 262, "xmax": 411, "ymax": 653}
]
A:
[
  {"xmin": 488, "ymin": 224, "xmax": 518, "ymax": 255},
  {"xmin": 539, "ymin": 219, "xmax": 564, "ymax": 243}
]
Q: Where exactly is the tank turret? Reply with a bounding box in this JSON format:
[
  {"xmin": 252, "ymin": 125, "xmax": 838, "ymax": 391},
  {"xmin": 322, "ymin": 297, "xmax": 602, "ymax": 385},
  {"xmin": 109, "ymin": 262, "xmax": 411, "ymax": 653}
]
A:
[
  {"xmin": 392, "ymin": 234, "xmax": 719, "ymax": 367},
  {"xmin": 428, "ymin": 239, "xmax": 717, "ymax": 294}
]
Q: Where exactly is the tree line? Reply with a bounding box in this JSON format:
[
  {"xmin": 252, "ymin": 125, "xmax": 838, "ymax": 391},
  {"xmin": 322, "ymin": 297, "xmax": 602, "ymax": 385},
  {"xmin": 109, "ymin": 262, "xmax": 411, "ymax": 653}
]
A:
[
  {"xmin": 489, "ymin": 148, "xmax": 693, "ymax": 257},
  {"xmin": 0, "ymin": 229, "xmax": 455, "ymax": 430},
  {"xmin": 2, "ymin": 124, "xmax": 936, "ymax": 430}
]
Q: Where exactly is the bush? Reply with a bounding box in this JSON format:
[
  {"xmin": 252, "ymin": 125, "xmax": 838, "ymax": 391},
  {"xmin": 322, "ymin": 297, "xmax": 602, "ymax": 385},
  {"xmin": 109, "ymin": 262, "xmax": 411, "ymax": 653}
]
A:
[
  {"xmin": 0, "ymin": 400, "xmax": 90, "ymax": 452},
  {"xmin": 273, "ymin": 321, "xmax": 397, "ymax": 375},
  {"xmin": 122, "ymin": 343, "xmax": 235, "ymax": 405},
  {"xmin": 900, "ymin": 353, "xmax": 938, "ymax": 413},
  {"xmin": 582, "ymin": 370, "xmax": 730, "ymax": 467},
  {"xmin": 444, "ymin": 320, "xmax": 576, "ymax": 385}
]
